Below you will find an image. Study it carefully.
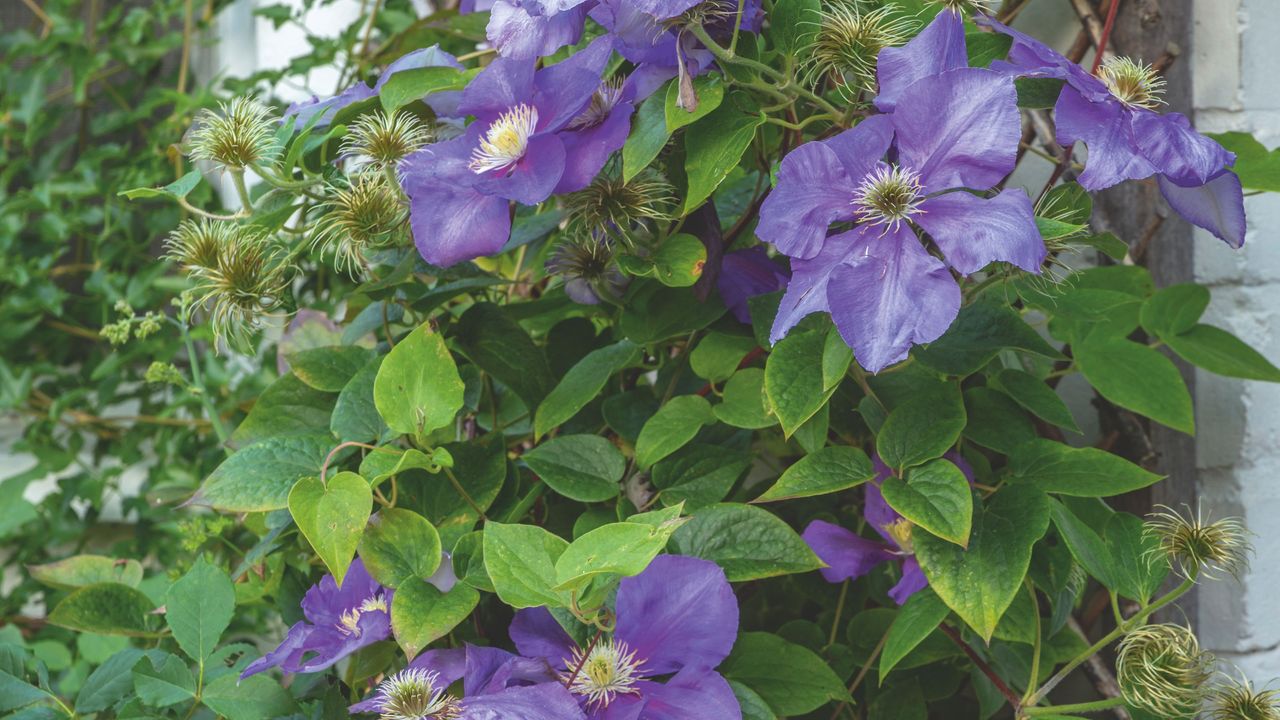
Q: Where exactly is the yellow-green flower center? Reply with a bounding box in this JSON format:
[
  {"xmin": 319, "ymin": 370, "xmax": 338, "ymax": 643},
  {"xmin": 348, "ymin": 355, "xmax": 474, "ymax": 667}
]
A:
[
  {"xmin": 853, "ymin": 164, "xmax": 925, "ymax": 231},
  {"xmin": 469, "ymin": 104, "xmax": 539, "ymax": 174},
  {"xmin": 563, "ymin": 638, "xmax": 645, "ymax": 707},
  {"xmin": 1098, "ymin": 57, "xmax": 1166, "ymax": 109}
]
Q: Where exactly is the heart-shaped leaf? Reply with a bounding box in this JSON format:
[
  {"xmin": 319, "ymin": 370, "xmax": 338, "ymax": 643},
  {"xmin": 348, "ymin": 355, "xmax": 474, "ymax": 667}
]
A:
[
  {"xmin": 880, "ymin": 459, "xmax": 973, "ymax": 547},
  {"xmin": 288, "ymin": 472, "xmax": 373, "ymax": 586}
]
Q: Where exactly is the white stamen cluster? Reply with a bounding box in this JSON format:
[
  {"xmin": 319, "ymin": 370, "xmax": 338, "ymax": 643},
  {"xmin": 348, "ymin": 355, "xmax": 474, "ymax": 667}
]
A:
[
  {"xmin": 375, "ymin": 668, "xmax": 461, "ymax": 720},
  {"xmin": 568, "ymin": 79, "xmax": 626, "ymax": 131},
  {"xmin": 852, "ymin": 164, "xmax": 926, "ymax": 232},
  {"xmin": 337, "ymin": 593, "xmax": 389, "ymax": 636},
  {"xmin": 469, "ymin": 104, "xmax": 539, "ymax": 174},
  {"xmin": 562, "ymin": 638, "xmax": 645, "ymax": 708},
  {"xmin": 1097, "ymin": 57, "xmax": 1167, "ymax": 109}
]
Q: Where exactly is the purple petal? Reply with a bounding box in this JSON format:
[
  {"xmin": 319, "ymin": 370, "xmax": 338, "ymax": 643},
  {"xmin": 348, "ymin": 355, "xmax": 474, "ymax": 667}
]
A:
[
  {"xmin": 632, "ymin": 668, "xmax": 742, "ymax": 720},
  {"xmin": 593, "ymin": 696, "xmax": 645, "ymax": 720},
  {"xmin": 915, "ymin": 189, "xmax": 1046, "ymax": 275},
  {"xmin": 460, "ymin": 58, "xmax": 538, "ymax": 123},
  {"xmin": 888, "ymin": 557, "xmax": 929, "ymax": 605},
  {"xmin": 892, "ymin": 67, "xmax": 1021, "ymax": 192},
  {"xmin": 509, "ymin": 607, "xmax": 576, "ymax": 665},
  {"xmin": 531, "ymin": 38, "xmax": 614, "ymax": 132},
  {"xmin": 464, "ymin": 645, "xmax": 558, "ymax": 696},
  {"xmin": 1158, "ymin": 172, "xmax": 1247, "ymax": 249},
  {"xmin": 461, "ymin": 683, "xmax": 587, "ymax": 720},
  {"xmin": 826, "ymin": 223, "xmax": 962, "ymax": 373},
  {"xmin": 756, "ymin": 142, "xmax": 860, "ymax": 259},
  {"xmin": 474, "ymin": 133, "xmax": 566, "ymax": 204},
  {"xmin": 240, "ymin": 622, "xmax": 312, "ymax": 679},
  {"xmin": 1053, "ymin": 86, "xmax": 1154, "ymax": 191},
  {"xmin": 802, "ymin": 519, "xmax": 895, "ymax": 584},
  {"xmin": 426, "ymin": 552, "xmax": 459, "ymax": 593},
  {"xmin": 863, "ymin": 470, "xmax": 900, "ymax": 544},
  {"xmin": 628, "ymin": 63, "xmax": 678, "ymax": 100},
  {"xmin": 285, "ymin": 83, "xmax": 375, "ymax": 130},
  {"xmin": 488, "ymin": 1, "xmax": 592, "ymax": 60},
  {"xmin": 408, "ymin": 647, "xmax": 469, "ymax": 686},
  {"xmin": 718, "ymin": 247, "xmax": 789, "ymax": 324},
  {"xmin": 628, "ymin": 0, "xmax": 700, "ymax": 20},
  {"xmin": 554, "ymin": 100, "xmax": 634, "ymax": 194},
  {"xmin": 591, "ymin": 0, "xmax": 675, "ymax": 67},
  {"xmin": 976, "ymin": 15, "xmax": 1110, "ymax": 102},
  {"xmin": 769, "ymin": 230, "xmax": 863, "ymax": 343},
  {"xmin": 875, "ymin": 9, "xmax": 967, "ymax": 113},
  {"xmin": 1133, "ymin": 111, "xmax": 1235, "ymax": 187},
  {"xmin": 403, "ymin": 139, "xmax": 512, "ymax": 266},
  {"xmin": 374, "ymin": 45, "xmax": 465, "ymax": 92},
  {"xmin": 300, "ymin": 557, "xmax": 381, "ymax": 626},
  {"xmin": 614, "ymin": 556, "xmax": 738, "ymax": 675}
]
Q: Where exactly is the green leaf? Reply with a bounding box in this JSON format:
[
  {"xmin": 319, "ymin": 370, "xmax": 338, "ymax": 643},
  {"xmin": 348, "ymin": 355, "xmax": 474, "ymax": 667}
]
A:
[
  {"xmin": 683, "ymin": 99, "xmax": 765, "ymax": 213},
  {"xmin": 288, "ymin": 472, "xmax": 373, "ymax": 586},
  {"xmin": 1077, "ymin": 231, "xmax": 1130, "ymax": 261},
  {"xmin": 914, "ymin": 486, "xmax": 1051, "ymax": 641},
  {"xmin": 390, "ymin": 580, "xmax": 480, "ymax": 659},
  {"xmin": 880, "ymin": 588, "xmax": 950, "ymax": 680},
  {"xmin": 48, "ymin": 583, "xmax": 158, "ymax": 637},
  {"xmin": 202, "ymin": 673, "xmax": 296, "ymax": 720},
  {"xmin": 755, "ymin": 446, "xmax": 875, "ymax": 503},
  {"xmin": 1209, "ymin": 130, "xmax": 1280, "ymax": 192},
  {"xmin": 991, "ymin": 369, "xmax": 1080, "ymax": 433},
  {"xmin": 482, "ymin": 522, "xmax": 570, "ymax": 609},
  {"xmin": 378, "ymin": 66, "xmax": 472, "ymax": 113},
  {"xmin": 132, "ymin": 654, "xmax": 196, "ymax": 707},
  {"xmin": 1049, "ymin": 498, "xmax": 1119, "ymax": 591},
  {"xmin": 415, "ymin": 441, "xmax": 507, "ymax": 548},
  {"xmin": 554, "ymin": 520, "xmax": 683, "ymax": 591},
  {"xmin": 1106, "ymin": 512, "xmax": 1168, "ymax": 604},
  {"xmin": 374, "ymin": 321, "xmax": 465, "ymax": 437},
  {"xmin": 652, "ymin": 444, "xmax": 750, "ymax": 510},
  {"xmin": 229, "ymin": 373, "xmax": 335, "ymax": 449},
  {"xmin": 731, "ymin": 679, "xmax": 779, "ymax": 720},
  {"xmin": 721, "ymin": 632, "xmax": 851, "ymax": 716},
  {"xmin": 28, "ymin": 555, "xmax": 143, "ymax": 590},
  {"xmin": 619, "ymin": 283, "xmax": 727, "ymax": 344},
  {"xmin": 0, "ymin": 670, "xmax": 54, "ymax": 713},
  {"xmin": 197, "ymin": 434, "xmax": 337, "ymax": 512},
  {"xmin": 1008, "ymin": 439, "xmax": 1163, "ymax": 497},
  {"xmin": 1015, "ymin": 77, "xmax": 1064, "ymax": 108},
  {"xmin": 287, "ymin": 345, "xmax": 376, "ymax": 392},
  {"xmin": 523, "ymin": 434, "xmax": 625, "ymax": 502},
  {"xmin": 1140, "ymin": 283, "xmax": 1209, "ymax": 339},
  {"xmin": 665, "ymin": 74, "xmax": 725, "ymax": 131},
  {"xmin": 1075, "ymin": 336, "xmax": 1194, "ymax": 433},
  {"xmin": 771, "ymin": 0, "xmax": 820, "ymax": 54},
  {"xmin": 881, "ymin": 459, "xmax": 973, "ymax": 547},
  {"xmin": 332, "ymin": 356, "xmax": 390, "ymax": 444},
  {"xmin": 691, "ymin": 332, "xmax": 757, "ymax": 382},
  {"xmin": 165, "ymin": 558, "xmax": 235, "ymax": 663},
  {"xmin": 623, "ymin": 83, "xmax": 674, "ymax": 182},
  {"xmin": 914, "ymin": 302, "xmax": 1064, "ymax": 375},
  {"xmin": 360, "ymin": 447, "xmax": 441, "ymax": 486},
  {"xmin": 714, "ymin": 368, "xmax": 775, "ymax": 429},
  {"xmin": 876, "ymin": 385, "xmax": 965, "ymax": 471},
  {"xmin": 635, "ymin": 394, "xmax": 715, "ymax": 468},
  {"xmin": 119, "ymin": 170, "xmax": 201, "ymax": 200},
  {"xmin": 967, "ymin": 31, "xmax": 1012, "ymax": 67},
  {"xmin": 1164, "ymin": 324, "xmax": 1280, "ymax": 382},
  {"xmin": 765, "ymin": 328, "xmax": 842, "ymax": 437},
  {"xmin": 962, "ymin": 387, "xmax": 1037, "ymax": 455},
  {"xmin": 669, "ymin": 503, "xmax": 822, "ymax": 581},
  {"xmin": 74, "ymin": 648, "xmax": 144, "ymax": 713},
  {"xmin": 453, "ymin": 302, "xmax": 555, "ymax": 409},
  {"xmin": 535, "ymin": 340, "xmax": 641, "ymax": 438},
  {"xmin": 358, "ymin": 508, "xmax": 442, "ymax": 589}
]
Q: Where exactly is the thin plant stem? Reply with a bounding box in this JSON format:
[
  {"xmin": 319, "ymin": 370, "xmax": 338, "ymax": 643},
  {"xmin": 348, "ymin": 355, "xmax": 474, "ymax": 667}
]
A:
[
  {"xmin": 1023, "ymin": 696, "xmax": 1126, "ymax": 717},
  {"xmin": 1023, "ymin": 580, "xmax": 1043, "ymax": 704}
]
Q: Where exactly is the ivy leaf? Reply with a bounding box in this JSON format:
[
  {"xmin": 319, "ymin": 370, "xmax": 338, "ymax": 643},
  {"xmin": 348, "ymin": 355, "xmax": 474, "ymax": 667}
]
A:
[
  {"xmin": 165, "ymin": 558, "xmax": 235, "ymax": 663},
  {"xmin": 635, "ymin": 394, "xmax": 715, "ymax": 468},
  {"xmin": 332, "ymin": 356, "xmax": 390, "ymax": 444},
  {"xmin": 683, "ymin": 99, "xmax": 765, "ymax": 213},
  {"xmin": 881, "ymin": 459, "xmax": 973, "ymax": 547},
  {"xmin": 482, "ymin": 522, "xmax": 570, "ymax": 609},
  {"xmin": 535, "ymin": 340, "xmax": 641, "ymax": 438},
  {"xmin": 48, "ymin": 583, "xmax": 159, "ymax": 637},
  {"xmin": 1164, "ymin": 324, "xmax": 1280, "ymax": 382},
  {"xmin": 669, "ymin": 503, "xmax": 822, "ymax": 581},
  {"xmin": 229, "ymin": 373, "xmax": 335, "ymax": 449},
  {"xmin": 991, "ymin": 369, "xmax": 1080, "ymax": 433},
  {"xmin": 374, "ymin": 322, "xmax": 465, "ymax": 437},
  {"xmin": 666, "ymin": 74, "xmax": 725, "ymax": 131},
  {"xmin": 880, "ymin": 588, "xmax": 951, "ymax": 680},
  {"xmin": 766, "ymin": 328, "xmax": 843, "ymax": 437},
  {"xmin": 714, "ymin": 368, "xmax": 776, "ymax": 429},
  {"xmin": 754, "ymin": 446, "xmax": 875, "ymax": 503},
  {"xmin": 1049, "ymin": 498, "xmax": 1120, "ymax": 591},
  {"xmin": 28, "ymin": 555, "xmax": 143, "ymax": 590},
  {"xmin": 378, "ymin": 66, "xmax": 473, "ymax": 113},
  {"xmin": 876, "ymin": 385, "xmax": 965, "ymax": 471},
  {"xmin": 358, "ymin": 508, "xmax": 442, "ymax": 589},
  {"xmin": 196, "ymin": 434, "xmax": 344, "ymax": 512},
  {"xmin": 132, "ymin": 654, "xmax": 196, "ymax": 707},
  {"xmin": 962, "ymin": 387, "xmax": 1036, "ymax": 455},
  {"xmin": 73, "ymin": 648, "xmax": 145, "ymax": 713},
  {"xmin": 391, "ymin": 581, "xmax": 480, "ymax": 660},
  {"xmin": 1209, "ymin": 130, "xmax": 1280, "ymax": 192},
  {"xmin": 721, "ymin": 632, "xmax": 851, "ymax": 716},
  {"xmin": 554, "ymin": 520, "xmax": 684, "ymax": 592},
  {"xmin": 288, "ymin": 472, "xmax": 373, "ymax": 586},
  {"xmin": 118, "ymin": 170, "xmax": 201, "ymax": 200},
  {"xmin": 287, "ymin": 345, "xmax": 375, "ymax": 392},
  {"xmin": 770, "ymin": 0, "xmax": 820, "ymax": 54},
  {"xmin": 1105, "ymin": 512, "xmax": 1169, "ymax": 604},
  {"xmin": 914, "ymin": 486, "xmax": 1051, "ymax": 642},
  {"xmin": 691, "ymin": 332, "xmax": 757, "ymax": 382},
  {"xmin": 1075, "ymin": 336, "xmax": 1194, "ymax": 433},
  {"xmin": 1139, "ymin": 283, "xmax": 1209, "ymax": 339},
  {"xmin": 652, "ymin": 443, "xmax": 750, "ymax": 510},
  {"xmin": 1008, "ymin": 439, "xmax": 1163, "ymax": 497}
]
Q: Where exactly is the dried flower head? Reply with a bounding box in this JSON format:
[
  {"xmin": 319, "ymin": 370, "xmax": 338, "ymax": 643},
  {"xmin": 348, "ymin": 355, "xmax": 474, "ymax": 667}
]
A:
[
  {"xmin": 192, "ymin": 226, "xmax": 289, "ymax": 350},
  {"xmin": 341, "ymin": 110, "xmax": 432, "ymax": 168},
  {"xmin": 1146, "ymin": 505, "xmax": 1252, "ymax": 580},
  {"xmin": 803, "ymin": 2, "xmax": 915, "ymax": 96},
  {"xmin": 545, "ymin": 236, "xmax": 628, "ymax": 305},
  {"xmin": 312, "ymin": 171, "xmax": 407, "ymax": 274},
  {"xmin": 1209, "ymin": 676, "xmax": 1280, "ymax": 720},
  {"xmin": 561, "ymin": 169, "xmax": 674, "ymax": 244},
  {"xmin": 164, "ymin": 219, "xmax": 235, "ymax": 276},
  {"xmin": 1097, "ymin": 56, "xmax": 1167, "ymax": 110},
  {"xmin": 188, "ymin": 96, "xmax": 279, "ymax": 169},
  {"xmin": 1117, "ymin": 624, "xmax": 1215, "ymax": 718}
]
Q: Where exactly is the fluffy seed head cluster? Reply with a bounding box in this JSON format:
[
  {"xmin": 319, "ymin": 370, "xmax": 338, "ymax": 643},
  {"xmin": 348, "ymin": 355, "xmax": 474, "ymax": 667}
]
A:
[
  {"xmin": 1209, "ymin": 677, "xmax": 1280, "ymax": 720},
  {"xmin": 1117, "ymin": 624, "xmax": 1215, "ymax": 717},
  {"xmin": 375, "ymin": 668, "xmax": 461, "ymax": 720},
  {"xmin": 1098, "ymin": 57, "xmax": 1167, "ymax": 109},
  {"xmin": 853, "ymin": 164, "xmax": 926, "ymax": 231},
  {"xmin": 804, "ymin": 3, "xmax": 915, "ymax": 95},
  {"xmin": 164, "ymin": 219, "xmax": 235, "ymax": 275},
  {"xmin": 545, "ymin": 235, "xmax": 628, "ymax": 304},
  {"xmin": 470, "ymin": 104, "xmax": 539, "ymax": 174},
  {"xmin": 562, "ymin": 169, "xmax": 675, "ymax": 243},
  {"xmin": 563, "ymin": 638, "xmax": 645, "ymax": 708},
  {"xmin": 313, "ymin": 171, "xmax": 407, "ymax": 274},
  {"xmin": 342, "ymin": 111, "xmax": 432, "ymax": 167},
  {"xmin": 1146, "ymin": 505, "xmax": 1252, "ymax": 580},
  {"xmin": 188, "ymin": 96, "xmax": 279, "ymax": 169},
  {"xmin": 191, "ymin": 225, "xmax": 288, "ymax": 351}
]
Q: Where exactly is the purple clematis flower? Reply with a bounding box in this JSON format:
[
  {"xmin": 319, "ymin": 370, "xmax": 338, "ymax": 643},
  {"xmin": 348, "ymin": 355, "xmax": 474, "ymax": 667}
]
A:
[
  {"xmin": 400, "ymin": 38, "xmax": 617, "ymax": 266},
  {"xmin": 977, "ymin": 14, "xmax": 1245, "ymax": 247},
  {"xmin": 285, "ymin": 46, "xmax": 464, "ymax": 129},
  {"xmin": 485, "ymin": 0, "xmax": 597, "ymax": 60},
  {"xmin": 717, "ymin": 246, "xmax": 789, "ymax": 324},
  {"xmin": 508, "ymin": 555, "xmax": 742, "ymax": 720},
  {"xmin": 758, "ymin": 65, "xmax": 1046, "ymax": 372},
  {"xmin": 802, "ymin": 454, "xmax": 973, "ymax": 605},
  {"xmin": 349, "ymin": 644, "xmax": 584, "ymax": 720}
]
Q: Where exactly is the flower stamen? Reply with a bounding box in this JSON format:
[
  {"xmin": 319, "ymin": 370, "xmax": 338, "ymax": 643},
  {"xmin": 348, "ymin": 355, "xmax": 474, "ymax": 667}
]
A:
[
  {"xmin": 562, "ymin": 638, "xmax": 645, "ymax": 707},
  {"xmin": 852, "ymin": 164, "xmax": 926, "ymax": 232},
  {"xmin": 1097, "ymin": 57, "xmax": 1167, "ymax": 109},
  {"xmin": 568, "ymin": 79, "xmax": 625, "ymax": 131},
  {"xmin": 469, "ymin": 104, "xmax": 539, "ymax": 174},
  {"xmin": 375, "ymin": 668, "xmax": 461, "ymax": 720}
]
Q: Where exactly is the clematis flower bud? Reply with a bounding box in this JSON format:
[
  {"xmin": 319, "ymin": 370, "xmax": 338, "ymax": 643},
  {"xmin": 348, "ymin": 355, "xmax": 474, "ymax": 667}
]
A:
[
  {"xmin": 1117, "ymin": 624, "xmax": 1215, "ymax": 717},
  {"xmin": 1145, "ymin": 505, "xmax": 1252, "ymax": 580},
  {"xmin": 187, "ymin": 96, "xmax": 279, "ymax": 170}
]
